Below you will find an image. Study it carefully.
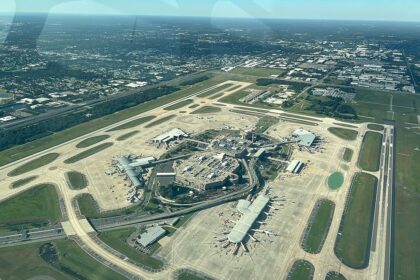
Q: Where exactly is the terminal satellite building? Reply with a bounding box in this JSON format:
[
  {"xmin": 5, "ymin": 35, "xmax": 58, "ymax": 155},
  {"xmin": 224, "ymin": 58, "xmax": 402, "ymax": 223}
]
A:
[
  {"xmin": 152, "ymin": 128, "xmax": 188, "ymax": 145},
  {"xmin": 228, "ymin": 195, "xmax": 270, "ymax": 244},
  {"xmin": 292, "ymin": 128, "xmax": 316, "ymax": 147},
  {"xmin": 117, "ymin": 156, "xmax": 156, "ymax": 188}
]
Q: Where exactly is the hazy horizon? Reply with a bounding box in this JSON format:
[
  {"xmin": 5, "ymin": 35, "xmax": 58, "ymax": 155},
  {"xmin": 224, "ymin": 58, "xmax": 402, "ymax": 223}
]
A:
[{"xmin": 1, "ymin": 0, "xmax": 420, "ymax": 23}]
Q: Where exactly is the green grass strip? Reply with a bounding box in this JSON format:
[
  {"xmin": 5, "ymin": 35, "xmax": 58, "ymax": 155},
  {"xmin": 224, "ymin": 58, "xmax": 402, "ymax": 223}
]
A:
[
  {"xmin": 8, "ymin": 153, "xmax": 59, "ymax": 177},
  {"xmin": 358, "ymin": 131, "xmax": 383, "ymax": 171},
  {"xmin": 64, "ymin": 143, "xmax": 113, "ymax": 164},
  {"xmin": 76, "ymin": 135, "xmax": 110, "ymax": 148},
  {"xmin": 328, "ymin": 127, "xmax": 358, "ymax": 141},
  {"xmin": 301, "ymin": 199, "xmax": 335, "ymax": 253},
  {"xmin": 144, "ymin": 115, "xmax": 176, "ymax": 128},
  {"xmin": 334, "ymin": 172, "xmax": 377, "ymax": 269},
  {"xmin": 0, "ymin": 184, "xmax": 61, "ymax": 232},
  {"xmin": 10, "ymin": 175, "xmax": 38, "ymax": 189}
]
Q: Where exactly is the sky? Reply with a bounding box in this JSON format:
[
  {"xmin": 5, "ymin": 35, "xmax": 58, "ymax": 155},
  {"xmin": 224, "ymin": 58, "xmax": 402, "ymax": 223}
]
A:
[{"xmin": 1, "ymin": 0, "xmax": 420, "ymax": 22}]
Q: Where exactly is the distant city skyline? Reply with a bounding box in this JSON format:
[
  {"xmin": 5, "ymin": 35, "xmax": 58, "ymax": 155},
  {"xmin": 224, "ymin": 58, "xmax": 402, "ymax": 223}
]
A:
[{"xmin": 1, "ymin": 0, "xmax": 420, "ymax": 22}]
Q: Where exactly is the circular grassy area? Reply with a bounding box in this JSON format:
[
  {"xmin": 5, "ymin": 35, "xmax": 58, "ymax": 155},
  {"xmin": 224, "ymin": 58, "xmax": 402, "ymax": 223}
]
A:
[{"xmin": 328, "ymin": 172, "xmax": 344, "ymax": 190}]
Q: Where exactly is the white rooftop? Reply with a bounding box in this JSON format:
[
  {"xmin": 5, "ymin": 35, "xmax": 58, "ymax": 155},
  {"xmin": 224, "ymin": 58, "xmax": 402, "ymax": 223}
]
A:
[
  {"xmin": 138, "ymin": 226, "xmax": 166, "ymax": 247},
  {"xmin": 152, "ymin": 128, "xmax": 188, "ymax": 143},
  {"xmin": 228, "ymin": 195, "xmax": 270, "ymax": 244},
  {"xmin": 292, "ymin": 128, "xmax": 316, "ymax": 147}
]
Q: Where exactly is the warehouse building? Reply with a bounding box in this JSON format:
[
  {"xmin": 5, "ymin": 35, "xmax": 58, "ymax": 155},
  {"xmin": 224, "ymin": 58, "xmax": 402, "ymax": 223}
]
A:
[
  {"xmin": 228, "ymin": 195, "xmax": 270, "ymax": 244},
  {"xmin": 137, "ymin": 226, "xmax": 166, "ymax": 247}
]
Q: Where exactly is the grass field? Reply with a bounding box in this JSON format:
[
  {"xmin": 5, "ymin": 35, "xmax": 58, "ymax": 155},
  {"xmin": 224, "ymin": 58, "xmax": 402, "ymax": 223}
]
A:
[
  {"xmin": 107, "ymin": 116, "xmax": 156, "ymax": 131},
  {"xmin": 255, "ymin": 116, "xmax": 279, "ymax": 134},
  {"xmin": 75, "ymin": 135, "xmax": 110, "ymax": 148},
  {"xmin": 64, "ymin": 142, "xmax": 113, "ymax": 164},
  {"xmin": 287, "ymin": 259, "xmax": 315, "ymax": 280},
  {"xmin": 0, "ymin": 184, "xmax": 61, "ymax": 232},
  {"xmin": 164, "ymin": 99, "xmax": 193, "ymax": 110},
  {"xmin": 342, "ymin": 148, "xmax": 353, "ymax": 162},
  {"xmin": 54, "ymin": 239, "xmax": 127, "ymax": 280},
  {"xmin": 0, "ymin": 239, "xmax": 127, "ymax": 280},
  {"xmin": 0, "ymin": 76, "xmax": 224, "ymax": 167},
  {"xmin": 219, "ymin": 90, "xmax": 248, "ymax": 105},
  {"xmin": 325, "ymin": 272, "xmax": 346, "ymax": 280},
  {"xmin": 335, "ymin": 172, "xmax": 377, "ymax": 269},
  {"xmin": 358, "ymin": 131, "xmax": 383, "ymax": 172},
  {"xmin": 76, "ymin": 194, "xmax": 100, "ymax": 217},
  {"xmin": 66, "ymin": 171, "xmax": 88, "ymax": 189},
  {"xmin": 98, "ymin": 227, "xmax": 164, "ymax": 270},
  {"xmin": 328, "ymin": 172, "xmax": 344, "ymax": 190},
  {"xmin": 367, "ymin": 124, "xmax": 384, "ymax": 131},
  {"xmin": 116, "ymin": 131, "xmax": 139, "ymax": 141},
  {"xmin": 301, "ymin": 199, "xmax": 335, "ymax": 254},
  {"xmin": 190, "ymin": 106, "xmax": 222, "ymax": 114},
  {"xmin": 10, "ymin": 175, "xmax": 38, "ymax": 189},
  {"xmin": 0, "ymin": 241, "xmax": 72, "ymax": 280},
  {"xmin": 8, "ymin": 153, "xmax": 60, "ymax": 177},
  {"xmin": 144, "ymin": 115, "xmax": 176, "ymax": 128},
  {"xmin": 188, "ymin": 103, "xmax": 200, "ymax": 109},
  {"xmin": 177, "ymin": 271, "xmax": 206, "ymax": 280},
  {"xmin": 76, "ymin": 193, "xmax": 140, "ymax": 219},
  {"xmin": 394, "ymin": 106, "xmax": 420, "ymax": 279},
  {"xmin": 327, "ymin": 127, "xmax": 358, "ymax": 141}
]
